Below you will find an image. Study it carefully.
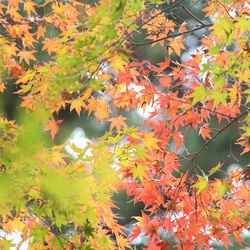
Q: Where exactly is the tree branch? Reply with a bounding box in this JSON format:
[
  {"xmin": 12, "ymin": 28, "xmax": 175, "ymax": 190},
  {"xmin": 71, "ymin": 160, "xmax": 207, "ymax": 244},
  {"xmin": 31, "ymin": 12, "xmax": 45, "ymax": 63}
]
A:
[
  {"xmin": 132, "ymin": 0, "xmax": 186, "ymax": 34},
  {"xmin": 193, "ymin": 109, "xmax": 248, "ymax": 161},
  {"xmin": 129, "ymin": 23, "xmax": 213, "ymax": 47},
  {"xmin": 174, "ymin": 108, "xmax": 249, "ymax": 195},
  {"xmin": 114, "ymin": 0, "xmax": 187, "ymax": 48},
  {"xmin": 164, "ymin": 94, "xmax": 237, "ymax": 120},
  {"xmin": 178, "ymin": 2, "xmax": 206, "ymax": 25}
]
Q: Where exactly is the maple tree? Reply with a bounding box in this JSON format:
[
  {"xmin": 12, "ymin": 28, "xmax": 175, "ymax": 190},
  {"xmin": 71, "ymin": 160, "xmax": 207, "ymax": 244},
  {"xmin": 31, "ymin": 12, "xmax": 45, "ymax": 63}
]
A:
[{"xmin": 0, "ymin": 0, "xmax": 249, "ymax": 249}]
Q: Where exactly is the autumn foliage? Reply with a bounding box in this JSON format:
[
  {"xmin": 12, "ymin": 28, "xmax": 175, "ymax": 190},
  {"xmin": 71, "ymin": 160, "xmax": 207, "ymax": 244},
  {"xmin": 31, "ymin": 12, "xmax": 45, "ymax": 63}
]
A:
[{"xmin": 0, "ymin": 0, "xmax": 249, "ymax": 249}]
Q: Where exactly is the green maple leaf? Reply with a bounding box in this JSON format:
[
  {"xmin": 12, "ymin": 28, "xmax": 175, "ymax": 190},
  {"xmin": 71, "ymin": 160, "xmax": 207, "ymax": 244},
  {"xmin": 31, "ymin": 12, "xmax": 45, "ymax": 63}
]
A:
[
  {"xmin": 209, "ymin": 162, "xmax": 223, "ymax": 176},
  {"xmin": 191, "ymin": 85, "xmax": 209, "ymax": 105},
  {"xmin": 132, "ymin": 164, "xmax": 148, "ymax": 181}
]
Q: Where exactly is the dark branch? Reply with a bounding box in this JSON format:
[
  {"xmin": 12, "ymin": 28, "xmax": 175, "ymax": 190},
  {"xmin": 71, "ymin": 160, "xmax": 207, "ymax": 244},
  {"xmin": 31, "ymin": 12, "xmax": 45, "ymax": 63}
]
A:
[
  {"xmin": 114, "ymin": 0, "xmax": 187, "ymax": 48},
  {"xmin": 193, "ymin": 109, "xmax": 249, "ymax": 161},
  {"xmin": 173, "ymin": 108, "xmax": 249, "ymax": 199},
  {"xmin": 132, "ymin": 0, "xmax": 186, "ymax": 34},
  {"xmin": 178, "ymin": 2, "xmax": 206, "ymax": 25}
]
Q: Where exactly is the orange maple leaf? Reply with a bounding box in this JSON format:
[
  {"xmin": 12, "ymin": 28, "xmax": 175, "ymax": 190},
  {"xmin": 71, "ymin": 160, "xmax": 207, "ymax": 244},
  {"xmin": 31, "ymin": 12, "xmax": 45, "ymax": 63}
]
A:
[
  {"xmin": 86, "ymin": 97, "xmax": 110, "ymax": 123},
  {"xmin": 236, "ymin": 136, "xmax": 250, "ymax": 155},
  {"xmin": 82, "ymin": 88, "xmax": 93, "ymax": 101},
  {"xmin": 173, "ymin": 130, "xmax": 184, "ymax": 151},
  {"xmin": 18, "ymin": 50, "xmax": 36, "ymax": 64},
  {"xmin": 8, "ymin": 0, "xmax": 20, "ymax": 7},
  {"xmin": 0, "ymin": 84, "xmax": 6, "ymax": 93},
  {"xmin": 46, "ymin": 119, "xmax": 63, "ymax": 139},
  {"xmin": 199, "ymin": 123, "xmax": 212, "ymax": 140},
  {"xmin": 94, "ymin": 98, "xmax": 110, "ymax": 123},
  {"xmin": 36, "ymin": 26, "xmax": 46, "ymax": 40},
  {"xmin": 42, "ymin": 39, "xmax": 59, "ymax": 55},
  {"xmin": 24, "ymin": 0, "xmax": 37, "ymax": 16},
  {"xmin": 70, "ymin": 97, "xmax": 84, "ymax": 116},
  {"xmin": 22, "ymin": 33, "xmax": 36, "ymax": 48},
  {"xmin": 20, "ymin": 95, "xmax": 34, "ymax": 109},
  {"xmin": 108, "ymin": 116, "xmax": 127, "ymax": 132},
  {"xmin": 158, "ymin": 75, "xmax": 171, "ymax": 88},
  {"xmin": 169, "ymin": 37, "xmax": 185, "ymax": 56}
]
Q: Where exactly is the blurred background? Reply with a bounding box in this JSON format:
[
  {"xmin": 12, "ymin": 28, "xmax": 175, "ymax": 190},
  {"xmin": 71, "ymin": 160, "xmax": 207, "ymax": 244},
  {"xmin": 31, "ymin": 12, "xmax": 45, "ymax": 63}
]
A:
[{"xmin": 0, "ymin": 0, "xmax": 249, "ymax": 249}]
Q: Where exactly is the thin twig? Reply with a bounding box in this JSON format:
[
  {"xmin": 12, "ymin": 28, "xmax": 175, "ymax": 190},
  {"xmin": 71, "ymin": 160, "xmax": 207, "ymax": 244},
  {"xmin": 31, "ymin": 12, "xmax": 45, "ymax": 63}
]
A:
[{"xmin": 178, "ymin": 2, "xmax": 206, "ymax": 25}]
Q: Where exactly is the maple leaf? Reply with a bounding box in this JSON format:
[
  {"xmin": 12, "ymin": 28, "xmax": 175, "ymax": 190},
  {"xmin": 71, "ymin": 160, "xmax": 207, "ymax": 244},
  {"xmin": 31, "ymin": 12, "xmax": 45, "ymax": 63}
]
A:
[
  {"xmin": 0, "ymin": 84, "xmax": 5, "ymax": 92},
  {"xmin": 18, "ymin": 50, "xmax": 36, "ymax": 65},
  {"xmin": 22, "ymin": 33, "xmax": 36, "ymax": 48},
  {"xmin": 8, "ymin": 0, "xmax": 20, "ymax": 7},
  {"xmin": 199, "ymin": 123, "xmax": 212, "ymax": 140},
  {"xmin": 109, "ymin": 54, "xmax": 128, "ymax": 72},
  {"xmin": 36, "ymin": 26, "xmax": 46, "ymax": 40},
  {"xmin": 157, "ymin": 241, "xmax": 173, "ymax": 249},
  {"xmin": 132, "ymin": 164, "xmax": 148, "ymax": 181},
  {"xmin": 169, "ymin": 37, "xmax": 185, "ymax": 56},
  {"xmin": 82, "ymin": 88, "xmax": 93, "ymax": 101},
  {"xmin": 87, "ymin": 97, "xmax": 110, "ymax": 123},
  {"xmin": 173, "ymin": 130, "xmax": 184, "ymax": 151},
  {"xmin": 2, "ymin": 219, "xmax": 26, "ymax": 233},
  {"xmin": 158, "ymin": 75, "xmax": 171, "ymax": 88},
  {"xmin": 50, "ymin": 149, "xmax": 67, "ymax": 166},
  {"xmin": 193, "ymin": 174, "xmax": 208, "ymax": 196},
  {"xmin": 0, "ymin": 0, "xmax": 249, "ymax": 249},
  {"xmin": 116, "ymin": 235, "xmax": 130, "ymax": 249},
  {"xmin": 191, "ymin": 84, "xmax": 209, "ymax": 105},
  {"xmin": 24, "ymin": 0, "xmax": 37, "ymax": 16},
  {"xmin": 236, "ymin": 135, "xmax": 250, "ymax": 155},
  {"xmin": 130, "ymin": 226, "xmax": 141, "ymax": 241},
  {"xmin": 209, "ymin": 162, "xmax": 223, "ymax": 176},
  {"xmin": 158, "ymin": 58, "xmax": 170, "ymax": 72},
  {"xmin": 150, "ymin": 59, "xmax": 170, "ymax": 73},
  {"xmin": 70, "ymin": 97, "xmax": 84, "ymax": 116},
  {"xmin": 143, "ymin": 132, "xmax": 160, "ymax": 150},
  {"xmin": 20, "ymin": 95, "xmax": 34, "ymax": 109},
  {"xmin": 10, "ymin": 64, "xmax": 25, "ymax": 77},
  {"xmin": 46, "ymin": 119, "xmax": 63, "ymax": 139},
  {"xmin": 42, "ymin": 39, "xmax": 59, "ymax": 54},
  {"xmin": 108, "ymin": 116, "xmax": 127, "ymax": 132}
]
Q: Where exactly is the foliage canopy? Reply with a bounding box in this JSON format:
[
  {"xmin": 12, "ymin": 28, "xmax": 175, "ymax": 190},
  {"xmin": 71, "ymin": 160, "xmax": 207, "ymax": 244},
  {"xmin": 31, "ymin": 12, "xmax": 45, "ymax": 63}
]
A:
[{"xmin": 0, "ymin": 0, "xmax": 249, "ymax": 249}]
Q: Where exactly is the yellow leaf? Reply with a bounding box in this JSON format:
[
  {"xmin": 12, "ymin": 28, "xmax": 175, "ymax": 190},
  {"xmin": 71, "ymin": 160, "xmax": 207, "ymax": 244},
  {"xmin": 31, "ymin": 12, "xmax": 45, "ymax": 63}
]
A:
[
  {"xmin": 109, "ymin": 54, "xmax": 127, "ymax": 72},
  {"xmin": 193, "ymin": 175, "xmax": 208, "ymax": 196},
  {"xmin": 144, "ymin": 132, "xmax": 160, "ymax": 150},
  {"xmin": 229, "ymin": 85, "xmax": 238, "ymax": 104},
  {"xmin": 25, "ymin": 0, "xmax": 37, "ymax": 16},
  {"xmin": 132, "ymin": 164, "xmax": 148, "ymax": 181},
  {"xmin": 3, "ymin": 219, "xmax": 25, "ymax": 233},
  {"xmin": 209, "ymin": 162, "xmax": 223, "ymax": 176}
]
